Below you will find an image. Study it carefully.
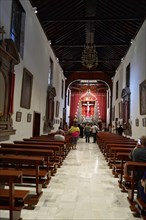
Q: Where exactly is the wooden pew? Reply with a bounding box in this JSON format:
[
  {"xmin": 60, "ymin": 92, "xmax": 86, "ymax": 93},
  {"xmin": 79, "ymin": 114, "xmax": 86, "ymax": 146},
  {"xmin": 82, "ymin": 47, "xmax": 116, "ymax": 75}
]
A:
[
  {"xmin": 108, "ymin": 147, "xmax": 133, "ymax": 169},
  {"xmin": 103, "ymin": 142, "xmax": 136, "ymax": 158},
  {"xmin": 0, "ymin": 169, "xmax": 29, "ymax": 220},
  {"xmin": 23, "ymin": 138, "xmax": 68, "ymax": 158},
  {"xmin": 13, "ymin": 141, "xmax": 61, "ymax": 173},
  {"xmin": 114, "ymin": 152, "xmax": 131, "ymax": 188},
  {"xmin": 123, "ymin": 161, "xmax": 146, "ymax": 211},
  {"xmin": 135, "ymin": 198, "xmax": 146, "ymax": 220},
  {"xmin": 13, "ymin": 141, "xmax": 64, "ymax": 167},
  {"xmin": 0, "ymin": 153, "xmax": 48, "ymax": 209}
]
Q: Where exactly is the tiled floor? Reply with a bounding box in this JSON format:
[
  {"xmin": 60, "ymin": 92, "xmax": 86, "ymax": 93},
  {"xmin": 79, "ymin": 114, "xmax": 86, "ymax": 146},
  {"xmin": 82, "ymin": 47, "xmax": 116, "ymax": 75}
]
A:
[{"xmin": 0, "ymin": 138, "xmax": 141, "ymax": 220}]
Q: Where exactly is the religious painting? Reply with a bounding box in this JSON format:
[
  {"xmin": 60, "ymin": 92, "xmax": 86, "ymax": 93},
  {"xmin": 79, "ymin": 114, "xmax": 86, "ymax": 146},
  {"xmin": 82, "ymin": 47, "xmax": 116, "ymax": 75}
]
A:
[
  {"xmin": 112, "ymin": 106, "xmax": 115, "ymax": 121},
  {"xmin": 118, "ymin": 101, "xmax": 123, "ymax": 119},
  {"xmin": 142, "ymin": 118, "xmax": 146, "ymax": 127},
  {"xmin": 140, "ymin": 80, "xmax": 146, "ymax": 115},
  {"xmin": 135, "ymin": 118, "xmax": 139, "ymax": 127},
  {"xmin": 16, "ymin": 111, "xmax": 22, "ymax": 122},
  {"xmin": 61, "ymin": 79, "xmax": 64, "ymax": 99},
  {"xmin": 27, "ymin": 113, "xmax": 32, "ymax": 122},
  {"xmin": 55, "ymin": 101, "xmax": 60, "ymax": 117},
  {"xmin": 20, "ymin": 68, "xmax": 33, "ymax": 109}
]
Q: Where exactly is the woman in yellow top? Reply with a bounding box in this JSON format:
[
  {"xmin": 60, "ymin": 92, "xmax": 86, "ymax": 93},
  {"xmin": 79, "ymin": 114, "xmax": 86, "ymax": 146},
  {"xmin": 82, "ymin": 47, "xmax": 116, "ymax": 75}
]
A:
[{"xmin": 68, "ymin": 121, "xmax": 80, "ymax": 150}]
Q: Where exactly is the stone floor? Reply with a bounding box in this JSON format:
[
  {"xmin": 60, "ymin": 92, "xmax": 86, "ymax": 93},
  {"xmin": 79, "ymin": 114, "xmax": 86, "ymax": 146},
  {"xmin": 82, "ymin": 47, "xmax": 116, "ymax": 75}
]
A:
[{"xmin": 0, "ymin": 138, "xmax": 141, "ymax": 220}]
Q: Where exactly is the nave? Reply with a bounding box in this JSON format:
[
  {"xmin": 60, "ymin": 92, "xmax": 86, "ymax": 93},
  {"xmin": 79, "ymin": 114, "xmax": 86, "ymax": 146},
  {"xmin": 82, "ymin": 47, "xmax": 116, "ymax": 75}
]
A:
[{"xmin": 0, "ymin": 138, "xmax": 140, "ymax": 220}]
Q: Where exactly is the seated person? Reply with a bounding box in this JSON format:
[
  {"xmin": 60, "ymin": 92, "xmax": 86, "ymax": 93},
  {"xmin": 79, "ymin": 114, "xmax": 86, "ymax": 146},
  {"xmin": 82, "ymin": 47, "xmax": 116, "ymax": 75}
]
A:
[
  {"xmin": 137, "ymin": 171, "xmax": 146, "ymax": 203},
  {"xmin": 130, "ymin": 136, "xmax": 146, "ymax": 181},
  {"xmin": 54, "ymin": 126, "xmax": 65, "ymax": 141}
]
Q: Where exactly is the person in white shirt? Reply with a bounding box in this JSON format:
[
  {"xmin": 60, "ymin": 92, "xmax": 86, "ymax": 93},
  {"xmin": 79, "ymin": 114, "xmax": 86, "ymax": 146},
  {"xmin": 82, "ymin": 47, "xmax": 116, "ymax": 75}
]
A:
[{"xmin": 91, "ymin": 123, "xmax": 99, "ymax": 143}]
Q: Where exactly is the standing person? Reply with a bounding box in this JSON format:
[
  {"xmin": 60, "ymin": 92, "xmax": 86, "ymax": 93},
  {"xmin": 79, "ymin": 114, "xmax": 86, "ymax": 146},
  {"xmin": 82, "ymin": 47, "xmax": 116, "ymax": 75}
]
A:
[
  {"xmin": 91, "ymin": 123, "xmax": 99, "ymax": 143},
  {"xmin": 79, "ymin": 123, "xmax": 84, "ymax": 138},
  {"xmin": 84, "ymin": 123, "xmax": 91, "ymax": 143},
  {"xmin": 117, "ymin": 124, "xmax": 124, "ymax": 135},
  {"xmin": 68, "ymin": 120, "xmax": 80, "ymax": 150}
]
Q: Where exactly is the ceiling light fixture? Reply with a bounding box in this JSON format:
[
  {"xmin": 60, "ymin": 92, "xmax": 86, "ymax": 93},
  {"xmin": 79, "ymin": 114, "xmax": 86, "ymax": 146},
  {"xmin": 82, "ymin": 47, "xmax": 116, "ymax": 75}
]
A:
[
  {"xmin": 32, "ymin": 7, "xmax": 38, "ymax": 14},
  {"xmin": 81, "ymin": 43, "xmax": 98, "ymax": 69}
]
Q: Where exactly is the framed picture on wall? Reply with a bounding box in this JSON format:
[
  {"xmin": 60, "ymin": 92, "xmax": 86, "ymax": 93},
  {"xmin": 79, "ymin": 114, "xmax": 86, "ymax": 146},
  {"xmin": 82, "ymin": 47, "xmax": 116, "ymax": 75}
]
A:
[
  {"xmin": 118, "ymin": 101, "xmax": 123, "ymax": 119},
  {"xmin": 16, "ymin": 111, "xmax": 22, "ymax": 122},
  {"xmin": 55, "ymin": 101, "xmax": 60, "ymax": 117},
  {"xmin": 27, "ymin": 113, "xmax": 32, "ymax": 122},
  {"xmin": 112, "ymin": 106, "xmax": 115, "ymax": 121},
  {"xmin": 140, "ymin": 80, "xmax": 146, "ymax": 115},
  {"xmin": 20, "ymin": 68, "xmax": 33, "ymax": 109},
  {"xmin": 135, "ymin": 118, "xmax": 139, "ymax": 127},
  {"xmin": 142, "ymin": 118, "xmax": 146, "ymax": 127}
]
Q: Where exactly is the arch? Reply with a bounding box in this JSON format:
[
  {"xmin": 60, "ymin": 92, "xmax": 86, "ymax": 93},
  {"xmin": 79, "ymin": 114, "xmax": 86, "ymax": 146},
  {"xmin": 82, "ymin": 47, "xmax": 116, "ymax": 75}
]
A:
[{"xmin": 65, "ymin": 71, "xmax": 112, "ymax": 92}]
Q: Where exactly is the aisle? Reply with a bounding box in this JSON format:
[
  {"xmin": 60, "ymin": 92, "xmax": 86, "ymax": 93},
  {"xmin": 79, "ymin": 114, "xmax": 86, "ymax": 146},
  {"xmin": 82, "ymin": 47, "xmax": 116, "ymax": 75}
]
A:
[{"xmin": 21, "ymin": 138, "xmax": 139, "ymax": 220}]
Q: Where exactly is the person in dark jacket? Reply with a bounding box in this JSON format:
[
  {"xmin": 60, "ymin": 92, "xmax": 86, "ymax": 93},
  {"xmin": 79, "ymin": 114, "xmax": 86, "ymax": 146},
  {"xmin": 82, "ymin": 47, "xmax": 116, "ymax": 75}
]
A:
[
  {"xmin": 117, "ymin": 124, "xmax": 124, "ymax": 135},
  {"xmin": 131, "ymin": 136, "xmax": 146, "ymax": 181},
  {"xmin": 84, "ymin": 123, "xmax": 91, "ymax": 143}
]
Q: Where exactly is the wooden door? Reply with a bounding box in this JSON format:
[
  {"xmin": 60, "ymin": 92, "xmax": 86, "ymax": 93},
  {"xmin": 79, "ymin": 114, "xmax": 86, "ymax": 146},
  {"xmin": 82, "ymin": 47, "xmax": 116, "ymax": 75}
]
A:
[{"xmin": 32, "ymin": 112, "xmax": 40, "ymax": 137}]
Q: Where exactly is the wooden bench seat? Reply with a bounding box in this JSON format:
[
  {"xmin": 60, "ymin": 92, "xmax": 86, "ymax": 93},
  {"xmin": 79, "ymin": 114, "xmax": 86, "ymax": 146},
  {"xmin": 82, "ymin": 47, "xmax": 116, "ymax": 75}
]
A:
[
  {"xmin": 135, "ymin": 198, "xmax": 146, "ymax": 219},
  {"xmin": 123, "ymin": 161, "xmax": 146, "ymax": 211},
  {"xmin": 0, "ymin": 144, "xmax": 54, "ymax": 173},
  {"xmin": 0, "ymin": 188, "xmax": 29, "ymax": 206},
  {"xmin": 0, "ymin": 155, "xmax": 46, "ymax": 209},
  {"xmin": 104, "ymin": 143, "xmax": 136, "ymax": 159},
  {"xmin": 0, "ymin": 169, "xmax": 29, "ymax": 220},
  {"xmin": 108, "ymin": 147, "xmax": 132, "ymax": 169},
  {"xmin": 3, "ymin": 142, "xmax": 61, "ymax": 171},
  {"xmin": 13, "ymin": 141, "xmax": 64, "ymax": 159}
]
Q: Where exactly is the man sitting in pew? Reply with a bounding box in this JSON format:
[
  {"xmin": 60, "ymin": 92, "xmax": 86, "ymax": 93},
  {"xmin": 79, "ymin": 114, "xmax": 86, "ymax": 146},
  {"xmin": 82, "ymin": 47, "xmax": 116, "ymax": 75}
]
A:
[
  {"xmin": 137, "ymin": 171, "xmax": 146, "ymax": 203},
  {"xmin": 130, "ymin": 136, "xmax": 146, "ymax": 181},
  {"xmin": 134, "ymin": 171, "xmax": 146, "ymax": 218}
]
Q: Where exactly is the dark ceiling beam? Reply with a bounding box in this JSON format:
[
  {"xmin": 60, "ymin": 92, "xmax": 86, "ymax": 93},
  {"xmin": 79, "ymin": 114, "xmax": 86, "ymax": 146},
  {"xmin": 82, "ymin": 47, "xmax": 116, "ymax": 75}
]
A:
[
  {"xmin": 52, "ymin": 44, "xmax": 128, "ymax": 48},
  {"xmin": 59, "ymin": 59, "xmax": 120, "ymax": 63},
  {"xmin": 42, "ymin": 18, "xmax": 143, "ymax": 23},
  {"xmin": 64, "ymin": 70, "xmax": 115, "ymax": 73}
]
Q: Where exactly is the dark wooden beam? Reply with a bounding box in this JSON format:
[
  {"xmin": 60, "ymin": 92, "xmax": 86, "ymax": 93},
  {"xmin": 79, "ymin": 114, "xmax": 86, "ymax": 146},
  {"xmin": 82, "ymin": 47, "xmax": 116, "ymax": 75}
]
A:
[
  {"xmin": 52, "ymin": 44, "xmax": 128, "ymax": 48},
  {"xmin": 59, "ymin": 59, "xmax": 120, "ymax": 63},
  {"xmin": 42, "ymin": 18, "xmax": 143, "ymax": 23}
]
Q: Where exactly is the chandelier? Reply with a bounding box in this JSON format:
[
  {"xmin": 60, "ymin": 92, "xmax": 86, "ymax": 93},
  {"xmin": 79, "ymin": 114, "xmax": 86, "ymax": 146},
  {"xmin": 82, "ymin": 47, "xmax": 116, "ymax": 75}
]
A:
[{"xmin": 81, "ymin": 43, "xmax": 98, "ymax": 69}]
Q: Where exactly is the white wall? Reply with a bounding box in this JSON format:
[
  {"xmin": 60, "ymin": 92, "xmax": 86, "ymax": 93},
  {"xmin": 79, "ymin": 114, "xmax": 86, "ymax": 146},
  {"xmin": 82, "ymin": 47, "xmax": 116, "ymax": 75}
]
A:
[
  {"xmin": 0, "ymin": 0, "xmax": 65, "ymax": 141},
  {"xmin": 112, "ymin": 19, "xmax": 146, "ymax": 139}
]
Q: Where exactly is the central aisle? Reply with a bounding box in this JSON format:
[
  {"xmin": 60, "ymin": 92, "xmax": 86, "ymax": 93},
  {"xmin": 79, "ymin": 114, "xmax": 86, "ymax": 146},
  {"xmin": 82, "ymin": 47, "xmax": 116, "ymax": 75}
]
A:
[{"xmin": 21, "ymin": 138, "xmax": 140, "ymax": 220}]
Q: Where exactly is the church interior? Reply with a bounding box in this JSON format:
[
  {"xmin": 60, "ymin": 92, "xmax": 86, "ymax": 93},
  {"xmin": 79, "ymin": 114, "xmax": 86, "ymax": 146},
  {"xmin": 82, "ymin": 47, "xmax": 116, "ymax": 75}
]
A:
[{"xmin": 0, "ymin": 0, "xmax": 146, "ymax": 219}]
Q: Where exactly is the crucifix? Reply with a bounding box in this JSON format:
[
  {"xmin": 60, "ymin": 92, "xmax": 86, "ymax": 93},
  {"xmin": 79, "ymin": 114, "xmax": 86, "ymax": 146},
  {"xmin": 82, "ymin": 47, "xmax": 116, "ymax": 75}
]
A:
[
  {"xmin": 83, "ymin": 101, "xmax": 94, "ymax": 117},
  {"xmin": 0, "ymin": 26, "xmax": 6, "ymax": 41}
]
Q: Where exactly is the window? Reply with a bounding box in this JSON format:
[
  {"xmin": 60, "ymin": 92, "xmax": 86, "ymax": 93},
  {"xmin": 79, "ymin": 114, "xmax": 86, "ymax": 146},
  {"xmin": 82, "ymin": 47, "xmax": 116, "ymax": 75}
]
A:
[
  {"xmin": 67, "ymin": 90, "xmax": 70, "ymax": 106},
  {"xmin": 48, "ymin": 58, "xmax": 53, "ymax": 85},
  {"xmin": 116, "ymin": 80, "xmax": 119, "ymax": 99},
  {"xmin": 10, "ymin": 0, "xmax": 25, "ymax": 58},
  {"xmin": 126, "ymin": 63, "xmax": 130, "ymax": 88},
  {"xmin": 61, "ymin": 79, "xmax": 64, "ymax": 99}
]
